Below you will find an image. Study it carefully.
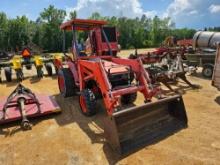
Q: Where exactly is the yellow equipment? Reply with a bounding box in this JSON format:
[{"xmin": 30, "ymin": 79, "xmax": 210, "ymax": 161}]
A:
[{"xmin": 12, "ymin": 56, "xmax": 22, "ymax": 70}]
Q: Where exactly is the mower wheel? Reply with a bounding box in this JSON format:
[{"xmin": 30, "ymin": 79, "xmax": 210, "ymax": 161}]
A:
[
  {"xmin": 121, "ymin": 92, "xmax": 137, "ymax": 104},
  {"xmin": 79, "ymin": 89, "xmax": 97, "ymax": 116},
  {"xmin": 4, "ymin": 67, "xmax": 12, "ymax": 82},
  {"xmin": 45, "ymin": 63, "xmax": 53, "ymax": 76},
  {"xmin": 16, "ymin": 69, "xmax": 24, "ymax": 82},
  {"xmin": 25, "ymin": 65, "xmax": 32, "ymax": 70},
  {"xmin": 21, "ymin": 120, "xmax": 32, "ymax": 130},
  {"xmin": 129, "ymin": 54, "xmax": 137, "ymax": 59},
  {"xmin": 37, "ymin": 67, "xmax": 44, "ymax": 78},
  {"xmin": 202, "ymin": 65, "xmax": 213, "ymax": 78},
  {"xmin": 58, "ymin": 68, "xmax": 75, "ymax": 97}
]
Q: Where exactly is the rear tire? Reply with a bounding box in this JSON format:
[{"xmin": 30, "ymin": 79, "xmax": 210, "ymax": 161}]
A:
[
  {"xmin": 202, "ymin": 65, "xmax": 213, "ymax": 78},
  {"xmin": 4, "ymin": 67, "xmax": 12, "ymax": 82},
  {"xmin": 58, "ymin": 68, "xmax": 75, "ymax": 97},
  {"xmin": 121, "ymin": 92, "xmax": 137, "ymax": 104},
  {"xmin": 79, "ymin": 89, "xmax": 97, "ymax": 116},
  {"xmin": 45, "ymin": 63, "xmax": 53, "ymax": 76}
]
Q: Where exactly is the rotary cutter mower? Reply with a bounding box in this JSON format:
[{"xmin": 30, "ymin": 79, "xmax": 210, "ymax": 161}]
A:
[{"xmin": 0, "ymin": 83, "xmax": 61, "ymax": 130}]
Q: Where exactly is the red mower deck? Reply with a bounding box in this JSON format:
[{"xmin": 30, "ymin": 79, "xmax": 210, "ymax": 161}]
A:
[{"xmin": 0, "ymin": 95, "xmax": 61, "ymax": 125}]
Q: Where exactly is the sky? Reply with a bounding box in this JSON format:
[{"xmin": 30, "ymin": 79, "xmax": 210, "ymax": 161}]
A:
[{"xmin": 0, "ymin": 0, "xmax": 220, "ymax": 29}]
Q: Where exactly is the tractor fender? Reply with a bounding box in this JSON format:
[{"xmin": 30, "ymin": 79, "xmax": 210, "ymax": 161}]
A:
[
  {"xmin": 66, "ymin": 61, "xmax": 79, "ymax": 85},
  {"xmin": 54, "ymin": 58, "xmax": 63, "ymax": 70}
]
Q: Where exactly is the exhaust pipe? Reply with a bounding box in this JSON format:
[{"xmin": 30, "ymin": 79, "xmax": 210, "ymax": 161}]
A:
[{"xmin": 103, "ymin": 95, "xmax": 187, "ymax": 154}]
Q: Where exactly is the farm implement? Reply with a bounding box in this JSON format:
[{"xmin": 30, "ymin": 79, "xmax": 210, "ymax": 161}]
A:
[
  {"xmin": 0, "ymin": 83, "xmax": 61, "ymax": 129},
  {"xmin": 129, "ymin": 48, "xmax": 198, "ymax": 93},
  {"xmin": 0, "ymin": 48, "xmax": 64, "ymax": 82},
  {"xmin": 57, "ymin": 19, "xmax": 188, "ymax": 154}
]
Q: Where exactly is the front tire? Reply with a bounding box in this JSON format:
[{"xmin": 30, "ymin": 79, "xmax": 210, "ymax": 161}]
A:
[{"xmin": 79, "ymin": 89, "xmax": 97, "ymax": 116}]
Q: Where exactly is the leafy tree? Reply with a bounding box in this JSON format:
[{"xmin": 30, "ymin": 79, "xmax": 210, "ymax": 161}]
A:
[
  {"xmin": 39, "ymin": 5, "xmax": 66, "ymax": 52},
  {"xmin": 207, "ymin": 27, "xmax": 220, "ymax": 32},
  {"xmin": 7, "ymin": 16, "xmax": 30, "ymax": 51},
  {"xmin": 0, "ymin": 12, "xmax": 8, "ymax": 50},
  {"xmin": 0, "ymin": 8, "xmax": 200, "ymax": 52},
  {"xmin": 69, "ymin": 10, "xmax": 77, "ymax": 20},
  {"xmin": 89, "ymin": 12, "xmax": 107, "ymax": 20}
]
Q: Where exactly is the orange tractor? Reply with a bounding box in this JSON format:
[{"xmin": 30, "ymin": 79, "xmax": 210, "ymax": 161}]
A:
[{"xmin": 57, "ymin": 19, "xmax": 188, "ymax": 154}]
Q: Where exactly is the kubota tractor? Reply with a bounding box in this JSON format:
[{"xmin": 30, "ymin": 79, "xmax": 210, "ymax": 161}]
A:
[{"xmin": 57, "ymin": 19, "xmax": 188, "ymax": 154}]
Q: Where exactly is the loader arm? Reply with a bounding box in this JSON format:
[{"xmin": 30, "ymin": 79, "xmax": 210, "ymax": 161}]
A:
[
  {"xmin": 78, "ymin": 57, "xmax": 161, "ymax": 115},
  {"xmin": 111, "ymin": 58, "xmax": 160, "ymax": 99}
]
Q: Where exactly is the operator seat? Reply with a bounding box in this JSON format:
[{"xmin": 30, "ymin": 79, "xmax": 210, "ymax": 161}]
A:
[
  {"xmin": 79, "ymin": 51, "xmax": 87, "ymax": 57},
  {"xmin": 78, "ymin": 43, "xmax": 87, "ymax": 57}
]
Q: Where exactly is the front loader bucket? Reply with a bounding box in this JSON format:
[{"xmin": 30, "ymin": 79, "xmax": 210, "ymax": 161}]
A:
[{"xmin": 103, "ymin": 95, "xmax": 187, "ymax": 154}]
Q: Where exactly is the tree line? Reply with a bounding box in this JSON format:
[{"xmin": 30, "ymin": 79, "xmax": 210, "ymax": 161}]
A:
[{"xmin": 0, "ymin": 5, "xmax": 207, "ymax": 53}]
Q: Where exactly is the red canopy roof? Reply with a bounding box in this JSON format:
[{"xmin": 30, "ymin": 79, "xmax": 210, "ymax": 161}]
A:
[{"xmin": 60, "ymin": 19, "xmax": 107, "ymax": 31}]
